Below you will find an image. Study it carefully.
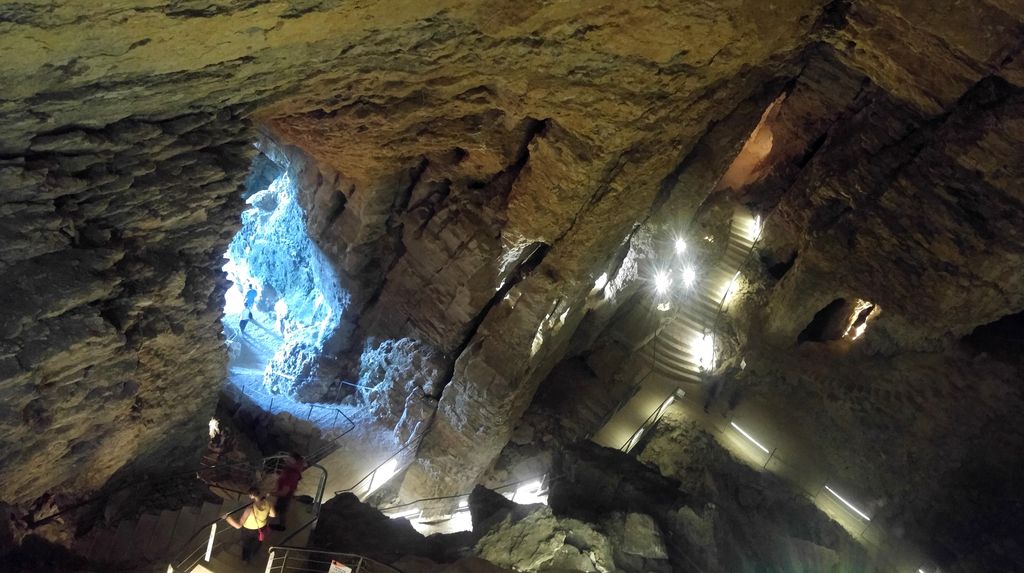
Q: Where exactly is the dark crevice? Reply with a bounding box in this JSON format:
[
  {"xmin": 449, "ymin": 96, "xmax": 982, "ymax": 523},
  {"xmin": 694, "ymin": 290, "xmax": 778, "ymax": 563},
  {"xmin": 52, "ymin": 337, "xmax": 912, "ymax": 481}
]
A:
[
  {"xmin": 798, "ymin": 298, "xmax": 850, "ymax": 343},
  {"xmin": 432, "ymin": 241, "xmax": 551, "ymax": 399},
  {"xmin": 324, "ymin": 188, "xmax": 349, "ymax": 229},
  {"xmin": 392, "ymin": 157, "xmax": 429, "ymax": 214},
  {"xmin": 764, "ymin": 249, "xmax": 798, "ymax": 280},
  {"xmin": 962, "ymin": 309, "xmax": 1024, "ymax": 363},
  {"xmin": 814, "ymin": 0, "xmax": 852, "ymax": 33},
  {"xmin": 494, "ymin": 118, "xmax": 549, "ymax": 207}
]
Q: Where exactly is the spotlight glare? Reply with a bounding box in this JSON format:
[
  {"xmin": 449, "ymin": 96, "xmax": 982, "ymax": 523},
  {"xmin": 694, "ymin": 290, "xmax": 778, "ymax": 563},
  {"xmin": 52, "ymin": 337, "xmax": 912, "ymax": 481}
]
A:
[
  {"xmin": 824, "ymin": 485, "xmax": 871, "ymax": 521},
  {"xmin": 697, "ymin": 333, "xmax": 714, "ymax": 371},
  {"xmin": 730, "ymin": 421, "xmax": 770, "ymax": 454},
  {"xmin": 674, "ymin": 238, "xmax": 686, "ymax": 255},
  {"xmin": 654, "ymin": 270, "xmax": 672, "ymax": 295},
  {"xmin": 681, "ymin": 266, "xmax": 696, "ymax": 288}
]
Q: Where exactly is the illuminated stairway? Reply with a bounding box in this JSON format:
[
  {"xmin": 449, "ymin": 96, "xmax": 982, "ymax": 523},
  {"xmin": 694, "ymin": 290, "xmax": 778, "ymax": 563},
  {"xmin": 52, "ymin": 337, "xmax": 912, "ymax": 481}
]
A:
[
  {"xmin": 591, "ymin": 208, "xmax": 760, "ymax": 451},
  {"xmin": 644, "ymin": 209, "xmax": 757, "ymax": 381}
]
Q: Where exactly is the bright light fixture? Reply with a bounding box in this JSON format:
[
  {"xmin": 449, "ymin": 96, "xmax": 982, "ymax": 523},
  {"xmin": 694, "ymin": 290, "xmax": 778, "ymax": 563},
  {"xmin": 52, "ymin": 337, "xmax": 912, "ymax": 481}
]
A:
[
  {"xmin": 681, "ymin": 266, "xmax": 696, "ymax": 288},
  {"xmin": 654, "ymin": 269, "xmax": 672, "ymax": 295},
  {"xmin": 511, "ymin": 479, "xmax": 548, "ymax": 505},
  {"xmin": 730, "ymin": 421, "xmax": 770, "ymax": 454},
  {"xmin": 458, "ymin": 500, "xmax": 468, "ymax": 509},
  {"xmin": 674, "ymin": 238, "xmax": 686, "ymax": 255},
  {"xmin": 749, "ymin": 215, "xmax": 763, "ymax": 242},
  {"xmin": 697, "ymin": 333, "xmax": 714, "ymax": 371},
  {"xmin": 824, "ymin": 485, "xmax": 871, "ymax": 521}
]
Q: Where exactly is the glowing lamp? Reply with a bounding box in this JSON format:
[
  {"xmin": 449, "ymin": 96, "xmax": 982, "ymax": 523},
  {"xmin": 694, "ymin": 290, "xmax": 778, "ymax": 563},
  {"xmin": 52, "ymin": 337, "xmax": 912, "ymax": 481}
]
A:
[
  {"xmin": 681, "ymin": 266, "xmax": 696, "ymax": 288},
  {"xmin": 674, "ymin": 238, "xmax": 686, "ymax": 255},
  {"xmin": 824, "ymin": 485, "xmax": 871, "ymax": 521},
  {"xmin": 654, "ymin": 270, "xmax": 672, "ymax": 295}
]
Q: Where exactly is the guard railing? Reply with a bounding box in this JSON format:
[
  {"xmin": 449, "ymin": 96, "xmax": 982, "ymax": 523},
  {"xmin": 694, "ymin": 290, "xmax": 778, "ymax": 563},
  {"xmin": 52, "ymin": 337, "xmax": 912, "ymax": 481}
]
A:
[
  {"xmin": 264, "ymin": 548, "xmax": 400, "ymax": 573},
  {"xmin": 168, "ymin": 454, "xmax": 328, "ymax": 573}
]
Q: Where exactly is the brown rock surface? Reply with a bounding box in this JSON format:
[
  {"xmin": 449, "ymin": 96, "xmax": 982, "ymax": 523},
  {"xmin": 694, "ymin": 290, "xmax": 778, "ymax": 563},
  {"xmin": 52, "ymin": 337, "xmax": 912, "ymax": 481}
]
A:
[{"xmin": 1, "ymin": 3, "xmax": 1024, "ymax": 572}]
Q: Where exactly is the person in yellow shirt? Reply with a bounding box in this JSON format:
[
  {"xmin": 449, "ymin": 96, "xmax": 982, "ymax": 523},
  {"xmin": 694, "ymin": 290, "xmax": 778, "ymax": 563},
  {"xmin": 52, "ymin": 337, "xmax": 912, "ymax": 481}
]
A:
[{"xmin": 225, "ymin": 488, "xmax": 277, "ymax": 563}]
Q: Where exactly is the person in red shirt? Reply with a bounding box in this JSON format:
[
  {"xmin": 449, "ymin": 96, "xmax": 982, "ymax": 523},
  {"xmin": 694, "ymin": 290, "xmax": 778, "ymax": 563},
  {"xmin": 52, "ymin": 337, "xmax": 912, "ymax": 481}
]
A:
[{"xmin": 271, "ymin": 452, "xmax": 305, "ymax": 530}]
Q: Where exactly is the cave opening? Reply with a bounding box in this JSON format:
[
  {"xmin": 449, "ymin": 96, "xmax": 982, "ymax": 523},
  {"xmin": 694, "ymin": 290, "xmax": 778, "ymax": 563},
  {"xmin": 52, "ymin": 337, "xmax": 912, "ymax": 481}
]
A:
[
  {"xmin": 798, "ymin": 297, "xmax": 878, "ymax": 343},
  {"xmin": 962, "ymin": 309, "xmax": 1024, "ymax": 362},
  {"xmin": 798, "ymin": 298, "xmax": 851, "ymax": 343},
  {"xmin": 221, "ymin": 143, "xmax": 351, "ymax": 409}
]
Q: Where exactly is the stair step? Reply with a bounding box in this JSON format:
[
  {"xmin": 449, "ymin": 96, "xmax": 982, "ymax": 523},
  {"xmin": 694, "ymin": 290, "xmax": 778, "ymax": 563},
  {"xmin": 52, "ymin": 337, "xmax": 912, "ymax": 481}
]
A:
[
  {"xmin": 197, "ymin": 501, "xmax": 223, "ymax": 533},
  {"xmin": 110, "ymin": 519, "xmax": 136, "ymax": 562},
  {"xmin": 92, "ymin": 529, "xmax": 117, "ymax": 562},
  {"xmin": 133, "ymin": 513, "xmax": 160, "ymax": 561},
  {"xmin": 168, "ymin": 506, "xmax": 201, "ymax": 557},
  {"xmin": 148, "ymin": 510, "xmax": 179, "ymax": 559}
]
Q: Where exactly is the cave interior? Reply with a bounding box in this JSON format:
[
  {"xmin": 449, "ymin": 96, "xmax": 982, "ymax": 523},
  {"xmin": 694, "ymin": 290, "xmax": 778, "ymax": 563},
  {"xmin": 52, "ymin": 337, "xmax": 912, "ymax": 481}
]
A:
[{"xmin": 1, "ymin": 2, "xmax": 1023, "ymax": 573}]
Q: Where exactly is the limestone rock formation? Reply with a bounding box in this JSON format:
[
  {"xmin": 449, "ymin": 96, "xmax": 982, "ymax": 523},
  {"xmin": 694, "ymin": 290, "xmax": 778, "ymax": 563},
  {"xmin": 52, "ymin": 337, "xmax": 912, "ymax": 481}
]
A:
[
  {"xmin": 359, "ymin": 338, "xmax": 446, "ymax": 443},
  {"xmin": 473, "ymin": 506, "xmax": 616, "ymax": 573}
]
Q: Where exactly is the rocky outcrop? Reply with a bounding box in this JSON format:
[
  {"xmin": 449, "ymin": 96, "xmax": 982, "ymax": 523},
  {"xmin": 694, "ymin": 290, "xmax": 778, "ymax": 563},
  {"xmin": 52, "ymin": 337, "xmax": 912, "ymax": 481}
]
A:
[
  {"xmin": 633, "ymin": 414, "xmax": 877, "ymax": 573},
  {"xmin": 0, "ymin": 110, "xmax": 252, "ymax": 507},
  {"xmin": 475, "ymin": 506, "xmax": 617, "ymax": 573},
  {"xmin": 359, "ymin": 338, "xmax": 447, "ymax": 443}
]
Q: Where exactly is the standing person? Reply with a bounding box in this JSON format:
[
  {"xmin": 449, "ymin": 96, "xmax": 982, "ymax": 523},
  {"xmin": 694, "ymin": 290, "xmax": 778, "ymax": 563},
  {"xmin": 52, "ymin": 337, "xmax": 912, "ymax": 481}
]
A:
[
  {"xmin": 225, "ymin": 488, "xmax": 276, "ymax": 563},
  {"xmin": 240, "ymin": 283, "xmax": 257, "ymax": 333},
  {"xmin": 271, "ymin": 453, "xmax": 305, "ymax": 531},
  {"xmin": 274, "ymin": 298, "xmax": 288, "ymax": 335}
]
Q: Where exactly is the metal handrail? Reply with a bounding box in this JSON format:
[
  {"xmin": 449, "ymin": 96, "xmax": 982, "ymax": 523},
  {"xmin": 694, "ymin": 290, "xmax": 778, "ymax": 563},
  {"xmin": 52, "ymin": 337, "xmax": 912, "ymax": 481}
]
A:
[
  {"xmin": 586, "ymin": 309, "xmax": 664, "ymax": 440},
  {"xmin": 28, "ymin": 456, "xmax": 261, "ymax": 529},
  {"xmin": 707, "ymin": 209, "xmax": 768, "ymax": 373},
  {"xmin": 168, "ymin": 455, "xmax": 329, "ymax": 573},
  {"xmin": 334, "ymin": 432, "xmax": 427, "ymax": 498},
  {"xmin": 264, "ymin": 548, "xmax": 401, "ymax": 573},
  {"xmin": 617, "ymin": 391, "xmax": 679, "ymax": 453}
]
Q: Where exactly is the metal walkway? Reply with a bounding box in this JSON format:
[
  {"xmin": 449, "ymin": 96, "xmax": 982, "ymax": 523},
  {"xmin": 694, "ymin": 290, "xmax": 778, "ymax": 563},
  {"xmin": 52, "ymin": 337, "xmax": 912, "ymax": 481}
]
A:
[{"xmin": 591, "ymin": 208, "xmax": 759, "ymax": 452}]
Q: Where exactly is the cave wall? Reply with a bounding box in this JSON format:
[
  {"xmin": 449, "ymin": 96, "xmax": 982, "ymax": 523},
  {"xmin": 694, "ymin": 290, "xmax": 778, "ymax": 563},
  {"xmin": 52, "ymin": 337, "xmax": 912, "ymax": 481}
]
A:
[
  {"xmin": 0, "ymin": 111, "xmax": 252, "ymax": 505},
  {"xmin": 0, "ymin": 0, "xmax": 834, "ymax": 509},
  {"xmin": 250, "ymin": 1, "xmax": 836, "ymax": 499},
  {"xmin": 698, "ymin": 10, "xmax": 1024, "ymax": 571},
  {"xmin": 1, "ymin": 8, "xmax": 1023, "ymax": 572}
]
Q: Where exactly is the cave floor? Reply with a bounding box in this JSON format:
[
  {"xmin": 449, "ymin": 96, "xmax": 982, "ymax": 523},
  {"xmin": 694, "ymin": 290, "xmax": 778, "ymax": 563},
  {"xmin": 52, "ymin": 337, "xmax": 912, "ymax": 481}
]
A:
[
  {"xmin": 221, "ymin": 309, "xmax": 402, "ymax": 500},
  {"xmin": 659, "ymin": 387, "xmax": 930, "ymax": 572}
]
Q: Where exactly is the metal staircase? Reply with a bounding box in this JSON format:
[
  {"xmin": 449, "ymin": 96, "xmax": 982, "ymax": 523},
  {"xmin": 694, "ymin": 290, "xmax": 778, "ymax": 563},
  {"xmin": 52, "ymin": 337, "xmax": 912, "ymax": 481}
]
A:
[{"xmin": 590, "ymin": 208, "xmax": 761, "ymax": 452}]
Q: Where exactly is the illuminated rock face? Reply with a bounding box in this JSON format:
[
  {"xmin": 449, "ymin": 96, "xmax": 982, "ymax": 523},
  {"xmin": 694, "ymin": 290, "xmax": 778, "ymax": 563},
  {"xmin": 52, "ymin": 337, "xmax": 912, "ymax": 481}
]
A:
[{"xmin": 0, "ymin": 3, "xmax": 1022, "ymax": 571}]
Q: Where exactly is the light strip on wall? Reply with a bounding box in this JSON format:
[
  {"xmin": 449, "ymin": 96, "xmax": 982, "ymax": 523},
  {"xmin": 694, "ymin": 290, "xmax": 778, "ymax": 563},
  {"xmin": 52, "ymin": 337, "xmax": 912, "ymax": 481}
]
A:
[
  {"xmin": 824, "ymin": 485, "xmax": 871, "ymax": 521},
  {"xmin": 730, "ymin": 422, "xmax": 770, "ymax": 454}
]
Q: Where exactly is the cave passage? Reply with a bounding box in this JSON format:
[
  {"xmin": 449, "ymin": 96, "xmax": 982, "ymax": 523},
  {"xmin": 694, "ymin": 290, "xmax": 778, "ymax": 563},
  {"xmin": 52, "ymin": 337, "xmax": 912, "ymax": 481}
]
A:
[{"xmin": 222, "ymin": 146, "xmax": 350, "ymax": 407}]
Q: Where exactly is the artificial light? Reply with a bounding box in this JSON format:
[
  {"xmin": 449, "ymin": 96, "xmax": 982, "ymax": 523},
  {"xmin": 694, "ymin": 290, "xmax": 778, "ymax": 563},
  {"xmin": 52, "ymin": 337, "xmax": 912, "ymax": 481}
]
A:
[
  {"xmin": 824, "ymin": 485, "xmax": 871, "ymax": 521},
  {"xmin": 674, "ymin": 238, "xmax": 686, "ymax": 255},
  {"xmin": 697, "ymin": 333, "xmax": 714, "ymax": 371},
  {"xmin": 730, "ymin": 421, "xmax": 770, "ymax": 455},
  {"xmin": 654, "ymin": 269, "xmax": 672, "ymax": 295},
  {"xmin": 681, "ymin": 266, "xmax": 696, "ymax": 288}
]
